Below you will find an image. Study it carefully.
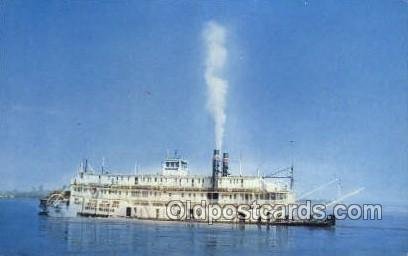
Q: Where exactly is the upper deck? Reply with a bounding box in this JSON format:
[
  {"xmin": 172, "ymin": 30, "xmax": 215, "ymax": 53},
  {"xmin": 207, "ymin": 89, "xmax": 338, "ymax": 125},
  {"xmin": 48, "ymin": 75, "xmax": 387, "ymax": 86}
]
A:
[
  {"xmin": 72, "ymin": 151, "xmax": 292, "ymax": 193},
  {"xmin": 72, "ymin": 172, "xmax": 290, "ymax": 193}
]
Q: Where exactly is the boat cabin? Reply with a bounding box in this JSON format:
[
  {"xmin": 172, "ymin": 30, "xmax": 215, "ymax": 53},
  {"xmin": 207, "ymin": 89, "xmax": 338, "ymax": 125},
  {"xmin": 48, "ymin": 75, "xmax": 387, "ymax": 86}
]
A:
[{"xmin": 161, "ymin": 153, "xmax": 188, "ymax": 176}]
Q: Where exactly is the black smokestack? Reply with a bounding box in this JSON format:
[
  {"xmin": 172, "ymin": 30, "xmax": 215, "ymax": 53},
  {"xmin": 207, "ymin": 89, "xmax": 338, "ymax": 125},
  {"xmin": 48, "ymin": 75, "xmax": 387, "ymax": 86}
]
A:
[
  {"xmin": 212, "ymin": 149, "xmax": 221, "ymax": 188},
  {"xmin": 222, "ymin": 152, "xmax": 229, "ymax": 176}
]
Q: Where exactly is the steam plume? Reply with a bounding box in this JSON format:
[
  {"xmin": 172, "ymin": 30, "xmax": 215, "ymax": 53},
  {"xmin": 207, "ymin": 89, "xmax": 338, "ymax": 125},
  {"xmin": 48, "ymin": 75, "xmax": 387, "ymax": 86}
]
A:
[{"xmin": 203, "ymin": 21, "xmax": 228, "ymax": 150}]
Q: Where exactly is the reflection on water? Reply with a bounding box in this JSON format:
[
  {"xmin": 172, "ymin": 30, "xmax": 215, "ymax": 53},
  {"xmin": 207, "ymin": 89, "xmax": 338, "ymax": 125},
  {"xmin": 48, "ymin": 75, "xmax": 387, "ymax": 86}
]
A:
[
  {"xmin": 39, "ymin": 217, "xmax": 293, "ymax": 255},
  {"xmin": 1, "ymin": 199, "xmax": 407, "ymax": 255}
]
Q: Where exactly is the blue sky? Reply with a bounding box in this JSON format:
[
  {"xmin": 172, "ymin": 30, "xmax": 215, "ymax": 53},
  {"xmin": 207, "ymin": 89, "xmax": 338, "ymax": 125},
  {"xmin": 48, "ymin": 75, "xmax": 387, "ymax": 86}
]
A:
[{"xmin": 1, "ymin": 1, "xmax": 407, "ymax": 205}]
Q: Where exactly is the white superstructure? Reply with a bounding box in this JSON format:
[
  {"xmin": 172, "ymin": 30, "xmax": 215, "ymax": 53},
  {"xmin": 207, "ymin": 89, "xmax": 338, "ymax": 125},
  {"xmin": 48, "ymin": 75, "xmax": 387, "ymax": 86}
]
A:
[{"xmin": 40, "ymin": 150, "xmax": 295, "ymax": 224}]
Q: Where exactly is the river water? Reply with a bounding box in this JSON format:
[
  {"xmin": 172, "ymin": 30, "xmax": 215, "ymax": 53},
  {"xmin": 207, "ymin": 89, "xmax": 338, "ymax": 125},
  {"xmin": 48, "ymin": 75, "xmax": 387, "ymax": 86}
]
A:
[{"xmin": 0, "ymin": 199, "xmax": 407, "ymax": 255}]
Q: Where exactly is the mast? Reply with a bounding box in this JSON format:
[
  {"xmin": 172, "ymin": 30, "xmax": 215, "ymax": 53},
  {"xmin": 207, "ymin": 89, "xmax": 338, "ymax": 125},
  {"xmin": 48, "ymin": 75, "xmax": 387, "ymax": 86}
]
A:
[
  {"xmin": 239, "ymin": 151, "xmax": 243, "ymax": 176},
  {"xmin": 101, "ymin": 157, "xmax": 105, "ymax": 174},
  {"xmin": 289, "ymin": 140, "xmax": 295, "ymax": 190}
]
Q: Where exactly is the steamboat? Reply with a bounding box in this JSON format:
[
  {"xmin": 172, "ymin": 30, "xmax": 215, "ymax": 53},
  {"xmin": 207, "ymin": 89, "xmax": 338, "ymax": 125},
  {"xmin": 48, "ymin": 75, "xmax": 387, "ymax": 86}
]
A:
[{"xmin": 39, "ymin": 150, "xmax": 335, "ymax": 226}]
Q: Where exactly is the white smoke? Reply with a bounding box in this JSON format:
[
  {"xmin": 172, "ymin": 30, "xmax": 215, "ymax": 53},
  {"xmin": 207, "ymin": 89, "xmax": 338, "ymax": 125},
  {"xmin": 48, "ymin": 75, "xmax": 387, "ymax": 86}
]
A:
[{"xmin": 203, "ymin": 21, "xmax": 228, "ymax": 150}]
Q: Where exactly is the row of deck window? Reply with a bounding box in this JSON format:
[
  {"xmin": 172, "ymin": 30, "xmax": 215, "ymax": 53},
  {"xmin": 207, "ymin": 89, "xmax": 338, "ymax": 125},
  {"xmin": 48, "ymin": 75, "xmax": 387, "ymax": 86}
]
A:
[
  {"xmin": 135, "ymin": 177, "xmax": 208, "ymax": 184},
  {"xmin": 74, "ymin": 187, "xmax": 286, "ymax": 201},
  {"xmin": 78, "ymin": 176, "xmax": 248, "ymax": 187}
]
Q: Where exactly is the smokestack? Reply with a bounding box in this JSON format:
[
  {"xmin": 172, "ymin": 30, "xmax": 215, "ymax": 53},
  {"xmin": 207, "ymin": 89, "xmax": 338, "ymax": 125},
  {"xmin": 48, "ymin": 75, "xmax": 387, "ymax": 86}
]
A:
[
  {"xmin": 212, "ymin": 149, "xmax": 221, "ymax": 187},
  {"xmin": 84, "ymin": 159, "xmax": 88, "ymax": 173},
  {"xmin": 222, "ymin": 152, "xmax": 229, "ymax": 176}
]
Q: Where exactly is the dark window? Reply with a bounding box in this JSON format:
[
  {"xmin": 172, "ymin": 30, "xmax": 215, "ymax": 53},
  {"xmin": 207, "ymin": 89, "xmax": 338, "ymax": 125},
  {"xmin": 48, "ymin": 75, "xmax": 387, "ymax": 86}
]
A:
[{"xmin": 207, "ymin": 193, "xmax": 219, "ymax": 200}]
